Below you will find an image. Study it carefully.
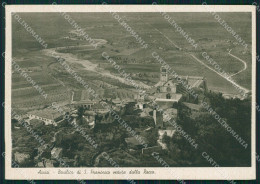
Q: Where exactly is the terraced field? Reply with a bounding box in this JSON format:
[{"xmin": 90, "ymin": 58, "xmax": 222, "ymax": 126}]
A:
[{"xmin": 12, "ymin": 12, "xmax": 252, "ymax": 112}]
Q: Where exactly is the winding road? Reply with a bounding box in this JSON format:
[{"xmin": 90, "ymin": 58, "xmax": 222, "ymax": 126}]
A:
[
  {"xmin": 189, "ymin": 53, "xmax": 250, "ymax": 94},
  {"xmin": 149, "ymin": 24, "xmax": 250, "ymax": 95},
  {"xmin": 228, "ymin": 49, "xmax": 248, "ymax": 77}
]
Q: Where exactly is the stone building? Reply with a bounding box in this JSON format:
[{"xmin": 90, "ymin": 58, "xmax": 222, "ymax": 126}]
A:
[{"xmin": 154, "ymin": 66, "xmax": 207, "ymax": 101}]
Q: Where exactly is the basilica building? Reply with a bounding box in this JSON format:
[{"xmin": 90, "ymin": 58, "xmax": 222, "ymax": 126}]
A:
[{"xmin": 154, "ymin": 66, "xmax": 207, "ymax": 104}]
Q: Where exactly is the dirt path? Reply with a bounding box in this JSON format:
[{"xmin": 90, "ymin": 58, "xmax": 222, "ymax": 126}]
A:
[
  {"xmin": 93, "ymin": 151, "xmax": 104, "ymax": 167},
  {"xmin": 43, "ymin": 40, "xmax": 150, "ymax": 90},
  {"xmin": 152, "ymin": 27, "xmax": 182, "ymax": 50},
  {"xmin": 51, "ymin": 129, "xmax": 62, "ymax": 143}
]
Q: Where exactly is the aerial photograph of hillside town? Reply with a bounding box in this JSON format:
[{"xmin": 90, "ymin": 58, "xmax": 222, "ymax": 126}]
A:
[{"xmin": 10, "ymin": 11, "xmax": 252, "ymax": 168}]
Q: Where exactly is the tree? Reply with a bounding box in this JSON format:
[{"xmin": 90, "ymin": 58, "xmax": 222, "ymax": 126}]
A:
[
  {"xmin": 77, "ymin": 106, "xmax": 85, "ymax": 125},
  {"xmin": 144, "ymin": 128, "xmax": 158, "ymax": 147},
  {"xmin": 162, "ymin": 133, "xmax": 171, "ymax": 145}
]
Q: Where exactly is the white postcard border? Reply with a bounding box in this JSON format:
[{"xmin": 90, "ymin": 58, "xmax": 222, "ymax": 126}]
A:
[{"xmin": 4, "ymin": 4, "xmax": 256, "ymax": 180}]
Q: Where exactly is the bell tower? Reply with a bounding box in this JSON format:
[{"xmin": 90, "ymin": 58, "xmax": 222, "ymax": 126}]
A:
[{"xmin": 160, "ymin": 66, "xmax": 168, "ymax": 82}]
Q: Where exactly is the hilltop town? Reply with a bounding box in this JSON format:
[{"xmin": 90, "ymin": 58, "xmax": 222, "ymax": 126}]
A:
[
  {"xmin": 11, "ymin": 12, "xmax": 252, "ymax": 168},
  {"xmin": 12, "ymin": 64, "xmax": 251, "ymax": 167}
]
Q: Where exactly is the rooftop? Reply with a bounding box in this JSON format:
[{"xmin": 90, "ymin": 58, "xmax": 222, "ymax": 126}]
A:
[
  {"xmin": 155, "ymin": 93, "xmax": 182, "ymax": 102},
  {"xmin": 92, "ymin": 103, "xmax": 107, "ymax": 110},
  {"xmin": 125, "ymin": 136, "xmax": 147, "ymax": 146},
  {"xmin": 165, "ymin": 108, "xmax": 178, "ymax": 114},
  {"xmin": 183, "ymin": 102, "xmax": 201, "ymax": 111},
  {"xmin": 112, "ymin": 98, "xmax": 122, "ymax": 103},
  {"xmin": 27, "ymin": 107, "xmax": 63, "ymax": 120}
]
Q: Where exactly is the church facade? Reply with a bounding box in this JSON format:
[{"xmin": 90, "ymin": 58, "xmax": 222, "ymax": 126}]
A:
[{"xmin": 154, "ymin": 66, "xmax": 207, "ymax": 102}]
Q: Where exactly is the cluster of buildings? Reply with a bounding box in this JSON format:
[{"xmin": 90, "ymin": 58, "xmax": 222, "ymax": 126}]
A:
[
  {"xmin": 21, "ymin": 96, "xmax": 135, "ymax": 128},
  {"xmin": 17, "ymin": 67, "xmax": 207, "ymax": 155},
  {"xmin": 133, "ymin": 66, "xmax": 207, "ymax": 128}
]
